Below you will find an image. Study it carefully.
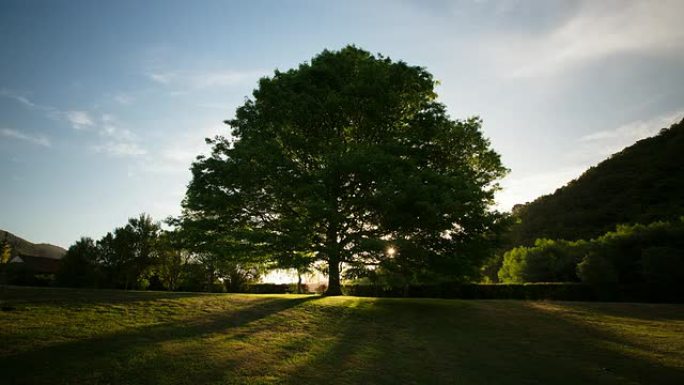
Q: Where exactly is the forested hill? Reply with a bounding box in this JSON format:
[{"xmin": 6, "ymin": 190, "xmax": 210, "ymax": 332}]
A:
[
  {"xmin": 509, "ymin": 118, "xmax": 684, "ymax": 246},
  {"xmin": 0, "ymin": 229, "xmax": 66, "ymax": 259}
]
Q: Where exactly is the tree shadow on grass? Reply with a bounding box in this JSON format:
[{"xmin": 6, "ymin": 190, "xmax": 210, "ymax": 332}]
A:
[
  {"xmin": 278, "ymin": 299, "xmax": 684, "ymax": 385},
  {"xmin": 1, "ymin": 286, "xmax": 210, "ymax": 307},
  {"xmin": 3, "ymin": 297, "xmax": 682, "ymax": 385},
  {"xmin": 521, "ymin": 301, "xmax": 684, "ymax": 378},
  {"xmin": 554, "ymin": 301, "xmax": 684, "ymax": 322},
  {"xmin": 2, "ymin": 295, "xmax": 318, "ymax": 385}
]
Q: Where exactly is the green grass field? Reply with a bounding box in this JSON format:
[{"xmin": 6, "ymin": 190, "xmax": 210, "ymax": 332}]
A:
[{"xmin": 1, "ymin": 287, "xmax": 683, "ymax": 385}]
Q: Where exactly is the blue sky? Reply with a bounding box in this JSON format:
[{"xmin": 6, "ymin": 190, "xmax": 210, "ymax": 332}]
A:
[{"xmin": 1, "ymin": 0, "xmax": 683, "ymax": 248}]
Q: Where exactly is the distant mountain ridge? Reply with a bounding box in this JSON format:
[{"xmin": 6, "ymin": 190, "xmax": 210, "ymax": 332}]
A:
[
  {"xmin": 509, "ymin": 117, "xmax": 684, "ymax": 246},
  {"xmin": 0, "ymin": 229, "xmax": 66, "ymax": 259}
]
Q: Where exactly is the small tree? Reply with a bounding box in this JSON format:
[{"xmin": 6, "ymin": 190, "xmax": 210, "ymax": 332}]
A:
[
  {"xmin": 126, "ymin": 214, "xmax": 160, "ymax": 287},
  {"xmin": 222, "ymin": 262, "xmax": 263, "ymax": 292},
  {"xmin": 577, "ymin": 252, "xmax": 618, "ymax": 286},
  {"xmin": 1, "ymin": 238, "xmax": 11, "ymax": 265},
  {"xmin": 57, "ymin": 237, "xmax": 102, "ymax": 287},
  {"xmin": 0, "ymin": 240, "xmax": 10, "ymax": 265},
  {"xmin": 155, "ymin": 231, "xmax": 191, "ymax": 291},
  {"xmin": 274, "ymin": 251, "xmax": 316, "ymax": 294},
  {"xmin": 96, "ymin": 214, "xmax": 161, "ymax": 289},
  {"xmin": 97, "ymin": 232, "xmax": 121, "ymax": 288}
]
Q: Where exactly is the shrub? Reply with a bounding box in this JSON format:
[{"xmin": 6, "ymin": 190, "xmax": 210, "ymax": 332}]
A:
[
  {"xmin": 343, "ymin": 283, "xmax": 597, "ymax": 301},
  {"xmin": 577, "ymin": 253, "xmax": 618, "ymax": 286},
  {"xmin": 641, "ymin": 247, "xmax": 684, "ymax": 290},
  {"xmin": 499, "ymin": 239, "xmax": 587, "ymax": 283},
  {"xmin": 243, "ymin": 283, "xmax": 298, "ymax": 294},
  {"xmin": 342, "ymin": 282, "xmax": 682, "ymax": 303},
  {"xmin": 499, "ymin": 218, "xmax": 684, "ymax": 290},
  {"xmin": 576, "ymin": 253, "xmax": 620, "ymax": 300}
]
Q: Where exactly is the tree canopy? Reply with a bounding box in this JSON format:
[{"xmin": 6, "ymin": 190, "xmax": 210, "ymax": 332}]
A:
[{"xmin": 181, "ymin": 46, "xmax": 507, "ymax": 294}]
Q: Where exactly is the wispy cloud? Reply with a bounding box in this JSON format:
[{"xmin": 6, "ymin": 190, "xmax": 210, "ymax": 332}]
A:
[
  {"xmin": 1, "ymin": 89, "xmax": 146, "ymax": 157},
  {"xmin": 1, "ymin": 89, "xmax": 98, "ymax": 131},
  {"xmin": 0, "ymin": 128, "xmax": 51, "ymax": 147},
  {"xmin": 149, "ymin": 72, "xmax": 173, "ymax": 84},
  {"xmin": 491, "ymin": 0, "xmax": 684, "ymax": 78},
  {"xmin": 137, "ymin": 123, "xmax": 225, "ymax": 175},
  {"xmin": 91, "ymin": 114, "xmax": 146, "ymax": 157},
  {"xmin": 0, "ymin": 89, "xmax": 39, "ymax": 108},
  {"xmin": 113, "ymin": 93, "xmax": 134, "ymax": 105},
  {"xmin": 496, "ymin": 109, "xmax": 684, "ymax": 211},
  {"xmin": 577, "ymin": 109, "xmax": 684, "ymax": 159},
  {"xmin": 64, "ymin": 110, "xmax": 94, "ymax": 130},
  {"xmin": 0, "ymin": 88, "xmax": 61, "ymax": 119},
  {"xmin": 190, "ymin": 70, "xmax": 265, "ymax": 88},
  {"xmin": 147, "ymin": 69, "xmax": 266, "ymax": 89},
  {"xmin": 100, "ymin": 124, "xmax": 136, "ymax": 142},
  {"xmin": 93, "ymin": 141, "xmax": 147, "ymax": 157}
]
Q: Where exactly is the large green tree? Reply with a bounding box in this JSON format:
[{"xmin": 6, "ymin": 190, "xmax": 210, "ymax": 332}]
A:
[{"xmin": 182, "ymin": 46, "xmax": 507, "ymax": 295}]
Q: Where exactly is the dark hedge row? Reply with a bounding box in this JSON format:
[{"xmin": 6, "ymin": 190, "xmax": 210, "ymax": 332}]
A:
[
  {"xmin": 242, "ymin": 282, "xmax": 682, "ymax": 303},
  {"xmin": 241, "ymin": 283, "xmax": 296, "ymax": 294},
  {"xmin": 342, "ymin": 283, "xmax": 683, "ymax": 303},
  {"xmin": 343, "ymin": 283, "xmax": 596, "ymax": 301}
]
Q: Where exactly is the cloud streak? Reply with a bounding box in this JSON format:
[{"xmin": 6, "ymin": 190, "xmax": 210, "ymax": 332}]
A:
[
  {"xmin": 136, "ymin": 123, "xmax": 225, "ymax": 175},
  {"xmin": 491, "ymin": 0, "xmax": 684, "ymax": 78},
  {"xmin": 577, "ymin": 108, "xmax": 684, "ymax": 160},
  {"xmin": 113, "ymin": 93, "xmax": 134, "ymax": 105},
  {"xmin": 91, "ymin": 114, "xmax": 147, "ymax": 157},
  {"xmin": 147, "ymin": 69, "xmax": 266, "ymax": 89},
  {"xmin": 496, "ymin": 109, "xmax": 684, "ymax": 211},
  {"xmin": 92, "ymin": 141, "xmax": 146, "ymax": 157},
  {"xmin": 1, "ymin": 89, "xmax": 98, "ymax": 131},
  {"xmin": 0, "ymin": 128, "xmax": 51, "ymax": 147},
  {"xmin": 1, "ymin": 89, "xmax": 146, "ymax": 157},
  {"xmin": 0, "ymin": 88, "xmax": 62, "ymax": 119},
  {"xmin": 64, "ymin": 110, "xmax": 94, "ymax": 130}
]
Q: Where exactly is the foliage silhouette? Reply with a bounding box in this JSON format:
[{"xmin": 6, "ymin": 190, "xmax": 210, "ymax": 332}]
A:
[{"xmin": 181, "ymin": 46, "xmax": 507, "ymax": 295}]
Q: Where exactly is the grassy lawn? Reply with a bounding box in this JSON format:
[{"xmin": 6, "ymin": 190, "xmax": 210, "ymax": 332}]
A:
[{"xmin": 1, "ymin": 287, "xmax": 683, "ymax": 385}]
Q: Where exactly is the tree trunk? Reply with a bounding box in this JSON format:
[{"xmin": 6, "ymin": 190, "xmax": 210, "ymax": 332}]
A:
[
  {"xmin": 325, "ymin": 258, "xmax": 342, "ymax": 296},
  {"xmin": 207, "ymin": 270, "xmax": 214, "ymax": 292},
  {"xmin": 297, "ymin": 271, "xmax": 302, "ymax": 294},
  {"xmin": 324, "ymin": 179, "xmax": 343, "ymax": 296}
]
